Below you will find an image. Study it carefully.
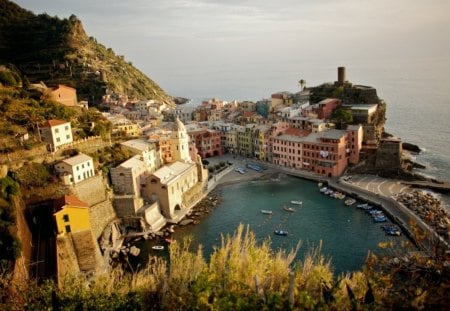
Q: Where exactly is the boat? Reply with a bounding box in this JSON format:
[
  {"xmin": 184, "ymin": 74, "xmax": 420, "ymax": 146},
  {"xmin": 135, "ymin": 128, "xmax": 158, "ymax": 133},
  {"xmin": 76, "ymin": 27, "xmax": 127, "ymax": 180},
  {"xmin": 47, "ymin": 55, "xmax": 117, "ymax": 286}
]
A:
[
  {"xmin": 235, "ymin": 167, "xmax": 246, "ymax": 174},
  {"xmin": 261, "ymin": 210, "xmax": 273, "ymax": 215},
  {"xmin": 319, "ymin": 187, "xmax": 328, "ymax": 193},
  {"xmin": 152, "ymin": 245, "xmax": 164, "ymax": 251},
  {"xmin": 357, "ymin": 203, "xmax": 369, "ymax": 208},
  {"xmin": 381, "ymin": 225, "xmax": 402, "ymax": 236},
  {"xmin": 291, "ymin": 200, "xmax": 302, "ymax": 205},
  {"xmin": 344, "ymin": 198, "xmax": 356, "ymax": 206},
  {"xmin": 274, "ymin": 230, "xmax": 288, "ymax": 236},
  {"xmin": 373, "ymin": 215, "xmax": 388, "ymax": 223},
  {"xmin": 283, "ymin": 206, "xmax": 296, "ymax": 212}
]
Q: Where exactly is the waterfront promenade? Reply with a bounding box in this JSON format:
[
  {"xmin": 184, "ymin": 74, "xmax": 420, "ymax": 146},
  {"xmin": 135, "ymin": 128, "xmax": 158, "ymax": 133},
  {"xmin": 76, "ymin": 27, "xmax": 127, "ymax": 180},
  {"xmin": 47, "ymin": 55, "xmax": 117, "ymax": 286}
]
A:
[{"xmin": 206, "ymin": 154, "xmax": 449, "ymax": 254}]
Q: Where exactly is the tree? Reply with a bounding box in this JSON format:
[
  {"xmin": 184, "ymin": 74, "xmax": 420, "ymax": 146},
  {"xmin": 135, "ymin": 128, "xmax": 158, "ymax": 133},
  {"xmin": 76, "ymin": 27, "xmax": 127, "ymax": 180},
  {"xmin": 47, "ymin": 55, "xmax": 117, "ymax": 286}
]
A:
[
  {"xmin": 331, "ymin": 108, "xmax": 353, "ymax": 127},
  {"xmin": 299, "ymin": 79, "xmax": 306, "ymax": 91}
]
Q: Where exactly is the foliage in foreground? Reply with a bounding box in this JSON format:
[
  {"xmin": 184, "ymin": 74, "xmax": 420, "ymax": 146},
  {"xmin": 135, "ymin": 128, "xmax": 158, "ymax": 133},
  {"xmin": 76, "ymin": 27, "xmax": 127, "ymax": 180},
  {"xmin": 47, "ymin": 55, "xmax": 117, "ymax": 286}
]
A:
[{"xmin": 1, "ymin": 224, "xmax": 449, "ymax": 310}]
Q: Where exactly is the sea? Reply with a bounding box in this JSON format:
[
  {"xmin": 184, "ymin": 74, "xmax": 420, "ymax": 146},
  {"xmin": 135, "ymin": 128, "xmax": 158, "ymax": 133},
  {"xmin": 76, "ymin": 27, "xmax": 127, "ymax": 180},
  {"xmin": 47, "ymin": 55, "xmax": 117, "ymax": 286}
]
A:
[
  {"xmin": 134, "ymin": 56, "xmax": 449, "ymax": 273},
  {"xmin": 134, "ymin": 175, "xmax": 408, "ymax": 275}
]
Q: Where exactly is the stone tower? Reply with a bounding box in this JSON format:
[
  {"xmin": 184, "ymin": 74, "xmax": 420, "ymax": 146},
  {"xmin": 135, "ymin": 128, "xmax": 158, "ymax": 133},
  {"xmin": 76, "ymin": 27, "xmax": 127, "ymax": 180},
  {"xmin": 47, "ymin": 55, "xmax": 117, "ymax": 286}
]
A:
[{"xmin": 171, "ymin": 117, "xmax": 191, "ymax": 162}]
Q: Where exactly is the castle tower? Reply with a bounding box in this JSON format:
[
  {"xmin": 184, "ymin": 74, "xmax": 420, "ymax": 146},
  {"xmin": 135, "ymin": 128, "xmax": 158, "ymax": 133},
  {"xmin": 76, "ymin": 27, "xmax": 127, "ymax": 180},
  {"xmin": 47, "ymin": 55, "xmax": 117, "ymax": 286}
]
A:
[
  {"xmin": 171, "ymin": 117, "xmax": 191, "ymax": 162},
  {"xmin": 337, "ymin": 67, "xmax": 346, "ymax": 85}
]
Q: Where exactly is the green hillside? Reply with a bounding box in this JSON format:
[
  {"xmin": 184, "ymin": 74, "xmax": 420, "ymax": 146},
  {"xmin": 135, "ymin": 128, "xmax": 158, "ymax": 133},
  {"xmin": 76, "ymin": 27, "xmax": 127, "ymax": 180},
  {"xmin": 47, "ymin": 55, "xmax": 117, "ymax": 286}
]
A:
[{"xmin": 0, "ymin": 0, "xmax": 174, "ymax": 106}]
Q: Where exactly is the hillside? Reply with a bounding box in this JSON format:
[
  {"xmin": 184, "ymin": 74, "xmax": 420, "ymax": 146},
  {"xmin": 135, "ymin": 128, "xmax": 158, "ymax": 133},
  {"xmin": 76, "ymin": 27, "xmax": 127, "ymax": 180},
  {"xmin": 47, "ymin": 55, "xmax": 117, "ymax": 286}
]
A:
[{"xmin": 0, "ymin": 0, "xmax": 174, "ymax": 107}]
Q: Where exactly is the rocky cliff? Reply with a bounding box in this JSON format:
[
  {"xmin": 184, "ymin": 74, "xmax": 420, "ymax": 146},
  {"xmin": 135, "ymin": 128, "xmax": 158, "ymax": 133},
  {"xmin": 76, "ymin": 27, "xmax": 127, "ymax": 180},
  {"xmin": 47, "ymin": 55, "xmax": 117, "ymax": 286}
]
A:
[{"xmin": 0, "ymin": 0, "xmax": 174, "ymax": 107}]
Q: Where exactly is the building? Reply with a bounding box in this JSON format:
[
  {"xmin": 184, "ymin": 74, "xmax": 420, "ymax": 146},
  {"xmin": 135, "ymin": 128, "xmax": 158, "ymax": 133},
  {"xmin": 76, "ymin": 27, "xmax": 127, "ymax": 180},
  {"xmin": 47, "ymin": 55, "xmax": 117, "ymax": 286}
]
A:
[
  {"xmin": 55, "ymin": 153, "xmax": 95, "ymax": 185},
  {"xmin": 188, "ymin": 129, "xmax": 222, "ymax": 158},
  {"xmin": 120, "ymin": 139, "xmax": 161, "ymax": 172},
  {"xmin": 343, "ymin": 104, "xmax": 378, "ymax": 124},
  {"xmin": 49, "ymin": 85, "xmax": 78, "ymax": 107},
  {"xmin": 311, "ymin": 98, "xmax": 341, "ymax": 120},
  {"xmin": 40, "ymin": 119, "xmax": 73, "ymax": 151},
  {"xmin": 142, "ymin": 161, "xmax": 198, "ymax": 221},
  {"xmin": 272, "ymin": 126, "xmax": 362, "ymax": 177},
  {"xmin": 110, "ymin": 156, "xmax": 147, "ymax": 196},
  {"xmin": 53, "ymin": 195, "xmax": 90, "ymax": 235},
  {"xmin": 53, "ymin": 195, "xmax": 104, "ymax": 274}
]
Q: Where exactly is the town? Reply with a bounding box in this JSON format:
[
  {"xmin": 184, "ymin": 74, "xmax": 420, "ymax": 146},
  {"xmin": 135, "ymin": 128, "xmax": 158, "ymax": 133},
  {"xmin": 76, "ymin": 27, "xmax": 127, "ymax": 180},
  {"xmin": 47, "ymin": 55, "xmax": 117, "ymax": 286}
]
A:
[{"xmin": 2, "ymin": 65, "xmax": 447, "ymax": 290}]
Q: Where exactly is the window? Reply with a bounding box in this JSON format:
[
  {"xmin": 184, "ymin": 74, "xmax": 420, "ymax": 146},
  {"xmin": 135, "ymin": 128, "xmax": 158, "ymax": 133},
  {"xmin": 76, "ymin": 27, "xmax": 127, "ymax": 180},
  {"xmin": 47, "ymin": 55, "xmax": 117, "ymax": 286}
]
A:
[
  {"xmin": 65, "ymin": 126, "xmax": 69, "ymax": 131},
  {"xmin": 56, "ymin": 137, "xmax": 61, "ymax": 142},
  {"xmin": 63, "ymin": 214, "xmax": 69, "ymax": 222},
  {"xmin": 66, "ymin": 135, "xmax": 70, "ymax": 140},
  {"xmin": 55, "ymin": 128, "xmax": 59, "ymax": 134},
  {"xmin": 65, "ymin": 225, "xmax": 71, "ymax": 233}
]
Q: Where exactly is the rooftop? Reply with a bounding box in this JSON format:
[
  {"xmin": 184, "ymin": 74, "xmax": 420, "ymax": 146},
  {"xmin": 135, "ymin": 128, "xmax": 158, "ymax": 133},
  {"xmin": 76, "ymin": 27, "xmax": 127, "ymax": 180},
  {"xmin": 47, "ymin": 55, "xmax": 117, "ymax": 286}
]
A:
[
  {"xmin": 121, "ymin": 139, "xmax": 153, "ymax": 152},
  {"xmin": 61, "ymin": 153, "xmax": 92, "ymax": 166},
  {"xmin": 153, "ymin": 161, "xmax": 195, "ymax": 185}
]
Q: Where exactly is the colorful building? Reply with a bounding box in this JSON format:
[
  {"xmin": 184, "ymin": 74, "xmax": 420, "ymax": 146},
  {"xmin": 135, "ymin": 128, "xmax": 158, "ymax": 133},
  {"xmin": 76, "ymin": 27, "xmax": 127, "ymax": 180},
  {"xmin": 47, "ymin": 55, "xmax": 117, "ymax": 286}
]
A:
[
  {"xmin": 188, "ymin": 128, "xmax": 222, "ymax": 158},
  {"xmin": 55, "ymin": 153, "xmax": 95, "ymax": 185},
  {"xmin": 53, "ymin": 195, "xmax": 90, "ymax": 235},
  {"xmin": 40, "ymin": 119, "xmax": 73, "ymax": 151}
]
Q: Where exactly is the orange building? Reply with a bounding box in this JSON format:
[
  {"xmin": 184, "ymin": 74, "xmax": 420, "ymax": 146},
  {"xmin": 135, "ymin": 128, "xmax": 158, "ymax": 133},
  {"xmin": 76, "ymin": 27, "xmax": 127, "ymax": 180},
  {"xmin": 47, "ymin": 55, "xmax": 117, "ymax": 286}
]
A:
[{"xmin": 49, "ymin": 85, "xmax": 78, "ymax": 107}]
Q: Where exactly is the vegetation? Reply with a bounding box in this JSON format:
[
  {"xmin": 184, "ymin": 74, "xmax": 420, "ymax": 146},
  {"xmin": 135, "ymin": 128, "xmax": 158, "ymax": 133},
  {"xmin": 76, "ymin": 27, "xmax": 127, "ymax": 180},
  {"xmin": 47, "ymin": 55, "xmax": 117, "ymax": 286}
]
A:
[
  {"xmin": 0, "ymin": 176, "xmax": 20, "ymax": 271},
  {"xmin": 0, "ymin": 0, "xmax": 174, "ymax": 106},
  {"xmin": 0, "ymin": 224, "xmax": 447, "ymax": 310},
  {"xmin": 331, "ymin": 108, "xmax": 353, "ymax": 128}
]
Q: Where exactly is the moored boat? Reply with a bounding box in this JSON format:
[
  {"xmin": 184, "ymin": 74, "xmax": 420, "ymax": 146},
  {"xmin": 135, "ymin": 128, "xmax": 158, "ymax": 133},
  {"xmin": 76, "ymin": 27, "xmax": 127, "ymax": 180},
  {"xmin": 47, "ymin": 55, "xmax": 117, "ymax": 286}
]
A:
[
  {"xmin": 373, "ymin": 215, "xmax": 388, "ymax": 223},
  {"xmin": 344, "ymin": 198, "xmax": 356, "ymax": 206},
  {"xmin": 283, "ymin": 205, "xmax": 296, "ymax": 212},
  {"xmin": 261, "ymin": 210, "xmax": 273, "ymax": 215},
  {"xmin": 274, "ymin": 229, "xmax": 288, "ymax": 236},
  {"xmin": 152, "ymin": 245, "xmax": 164, "ymax": 251},
  {"xmin": 291, "ymin": 200, "xmax": 302, "ymax": 205},
  {"xmin": 381, "ymin": 225, "xmax": 402, "ymax": 236}
]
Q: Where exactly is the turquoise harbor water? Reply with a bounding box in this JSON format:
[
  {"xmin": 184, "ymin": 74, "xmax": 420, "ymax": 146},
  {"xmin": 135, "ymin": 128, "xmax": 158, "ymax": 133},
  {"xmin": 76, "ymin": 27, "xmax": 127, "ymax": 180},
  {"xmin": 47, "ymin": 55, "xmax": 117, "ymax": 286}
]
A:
[{"xmin": 136, "ymin": 175, "xmax": 406, "ymax": 275}]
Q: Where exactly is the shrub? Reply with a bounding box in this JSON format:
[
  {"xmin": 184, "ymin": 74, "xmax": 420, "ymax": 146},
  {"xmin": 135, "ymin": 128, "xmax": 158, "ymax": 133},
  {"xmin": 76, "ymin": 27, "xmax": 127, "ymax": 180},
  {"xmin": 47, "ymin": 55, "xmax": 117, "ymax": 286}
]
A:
[{"xmin": 219, "ymin": 161, "xmax": 226, "ymax": 167}]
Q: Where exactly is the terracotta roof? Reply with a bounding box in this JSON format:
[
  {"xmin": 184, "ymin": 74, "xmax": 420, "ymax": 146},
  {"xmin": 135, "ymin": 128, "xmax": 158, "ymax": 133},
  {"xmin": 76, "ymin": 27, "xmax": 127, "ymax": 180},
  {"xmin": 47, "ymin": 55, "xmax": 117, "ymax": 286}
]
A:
[
  {"xmin": 243, "ymin": 111, "xmax": 255, "ymax": 118},
  {"xmin": 54, "ymin": 195, "xmax": 89, "ymax": 211},
  {"xmin": 47, "ymin": 119, "xmax": 69, "ymax": 127}
]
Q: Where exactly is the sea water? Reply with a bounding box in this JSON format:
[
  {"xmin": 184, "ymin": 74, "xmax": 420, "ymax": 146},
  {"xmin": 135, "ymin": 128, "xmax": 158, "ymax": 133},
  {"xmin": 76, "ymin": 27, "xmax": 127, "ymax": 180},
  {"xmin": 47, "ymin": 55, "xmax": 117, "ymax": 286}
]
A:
[{"xmin": 136, "ymin": 175, "xmax": 407, "ymax": 275}]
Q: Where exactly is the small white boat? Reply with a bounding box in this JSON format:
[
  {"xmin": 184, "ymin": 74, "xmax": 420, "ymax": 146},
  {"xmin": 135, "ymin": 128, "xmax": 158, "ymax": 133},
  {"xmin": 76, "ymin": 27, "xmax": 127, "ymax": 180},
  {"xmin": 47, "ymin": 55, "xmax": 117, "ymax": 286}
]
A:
[
  {"xmin": 283, "ymin": 206, "xmax": 296, "ymax": 212},
  {"xmin": 344, "ymin": 198, "xmax": 356, "ymax": 206},
  {"xmin": 291, "ymin": 200, "xmax": 302, "ymax": 205},
  {"xmin": 152, "ymin": 245, "xmax": 164, "ymax": 251},
  {"xmin": 261, "ymin": 210, "xmax": 273, "ymax": 215}
]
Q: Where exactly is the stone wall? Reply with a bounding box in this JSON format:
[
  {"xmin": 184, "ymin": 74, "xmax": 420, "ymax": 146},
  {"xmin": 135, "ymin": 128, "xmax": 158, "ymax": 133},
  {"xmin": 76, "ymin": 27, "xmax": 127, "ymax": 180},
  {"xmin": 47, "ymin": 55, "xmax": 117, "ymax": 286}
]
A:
[
  {"xmin": 113, "ymin": 196, "xmax": 144, "ymax": 218},
  {"xmin": 89, "ymin": 199, "xmax": 117, "ymax": 239},
  {"xmin": 71, "ymin": 174, "xmax": 107, "ymax": 206},
  {"xmin": 375, "ymin": 139, "xmax": 402, "ymax": 169},
  {"xmin": 71, "ymin": 175, "xmax": 117, "ymax": 239}
]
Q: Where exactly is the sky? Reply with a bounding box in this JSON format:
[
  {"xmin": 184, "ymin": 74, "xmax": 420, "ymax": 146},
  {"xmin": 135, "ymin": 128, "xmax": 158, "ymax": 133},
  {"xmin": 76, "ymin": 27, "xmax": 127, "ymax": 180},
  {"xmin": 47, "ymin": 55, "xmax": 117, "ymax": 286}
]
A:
[{"xmin": 12, "ymin": 0, "xmax": 450, "ymax": 100}]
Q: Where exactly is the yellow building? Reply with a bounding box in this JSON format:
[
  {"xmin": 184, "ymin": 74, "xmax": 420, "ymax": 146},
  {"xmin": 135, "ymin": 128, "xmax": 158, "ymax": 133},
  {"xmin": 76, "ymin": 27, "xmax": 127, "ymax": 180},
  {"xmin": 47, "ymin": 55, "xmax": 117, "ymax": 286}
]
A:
[{"xmin": 54, "ymin": 195, "xmax": 90, "ymax": 235}]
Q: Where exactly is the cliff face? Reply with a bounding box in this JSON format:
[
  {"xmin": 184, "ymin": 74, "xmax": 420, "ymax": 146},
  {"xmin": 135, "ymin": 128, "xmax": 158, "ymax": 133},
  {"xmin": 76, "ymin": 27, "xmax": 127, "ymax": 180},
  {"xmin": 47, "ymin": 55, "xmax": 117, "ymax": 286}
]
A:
[{"xmin": 0, "ymin": 0, "xmax": 174, "ymax": 106}]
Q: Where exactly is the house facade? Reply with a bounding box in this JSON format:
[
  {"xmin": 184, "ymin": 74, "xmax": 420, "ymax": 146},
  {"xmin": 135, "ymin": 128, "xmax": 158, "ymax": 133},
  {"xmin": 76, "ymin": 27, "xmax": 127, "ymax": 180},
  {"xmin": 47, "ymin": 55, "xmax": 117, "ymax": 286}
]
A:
[
  {"xmin": 55, "ymin": 153, "xmax": 95, "ymax": 185},
  {"xmin": 40, "ymin": 119, "xmax": 73, "ymax": 151},
  {"xmin": 53, "ymin": 195, "xmax": 90, "ymax": 235},
  {"xmin": 142, "ymin": 161, "xmax": 198, "ymax": 220},
  {"xmin": 49, "ymin": 84, "xmax": 78, "ymax": 107}
]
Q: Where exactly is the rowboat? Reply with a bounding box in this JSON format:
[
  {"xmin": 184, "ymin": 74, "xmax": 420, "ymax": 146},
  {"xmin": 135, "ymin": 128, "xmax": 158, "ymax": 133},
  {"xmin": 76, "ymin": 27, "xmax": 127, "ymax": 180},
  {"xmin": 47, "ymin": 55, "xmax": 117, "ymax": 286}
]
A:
[
  {"xmin": 261, "ymin": 210, "xmax": 273, "ymax": 215},
  {"xmin": 152, "ymin": 245, "xmax": 164, "ymax": 251}
]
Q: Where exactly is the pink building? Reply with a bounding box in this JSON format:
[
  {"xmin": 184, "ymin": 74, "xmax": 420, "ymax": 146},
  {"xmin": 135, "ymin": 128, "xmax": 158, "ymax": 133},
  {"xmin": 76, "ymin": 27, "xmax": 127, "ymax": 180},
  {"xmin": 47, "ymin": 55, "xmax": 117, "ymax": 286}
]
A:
[
  {"xmin": 272, "ymin": 125, "xmax": 362, "ymax": 177},
  {"xmin": 312, "ymin": 98, "xmax": 341, "ymax": 120},
  {"xmin": 188, "ymin": 129, "xmax": 222, "ymax": 158}
]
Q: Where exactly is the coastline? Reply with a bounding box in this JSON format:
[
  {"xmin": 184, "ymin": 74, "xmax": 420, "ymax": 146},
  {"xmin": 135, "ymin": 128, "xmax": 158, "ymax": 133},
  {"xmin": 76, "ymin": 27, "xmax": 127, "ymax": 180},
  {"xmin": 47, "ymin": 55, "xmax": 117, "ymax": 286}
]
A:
[{"xmin": 194, "ymin": 154, "xmax": 449, "ymax": 253}]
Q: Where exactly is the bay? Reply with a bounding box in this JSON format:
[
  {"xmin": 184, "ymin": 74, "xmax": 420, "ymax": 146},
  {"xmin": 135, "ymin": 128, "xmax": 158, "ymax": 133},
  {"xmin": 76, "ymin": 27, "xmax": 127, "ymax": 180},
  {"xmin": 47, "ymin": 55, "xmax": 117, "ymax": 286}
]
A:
[{"xmin": 136, "ymin": 175, "xmax": 407, "ymax": 275}]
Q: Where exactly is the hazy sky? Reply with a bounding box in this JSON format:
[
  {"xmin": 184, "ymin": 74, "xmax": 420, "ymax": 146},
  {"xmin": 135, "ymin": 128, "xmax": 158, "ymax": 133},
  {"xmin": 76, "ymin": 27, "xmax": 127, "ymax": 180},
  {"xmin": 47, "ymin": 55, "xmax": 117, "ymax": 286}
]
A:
[{"xmin": 13, "ymin": 0, "xmax": 450, "ymax": 99}]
